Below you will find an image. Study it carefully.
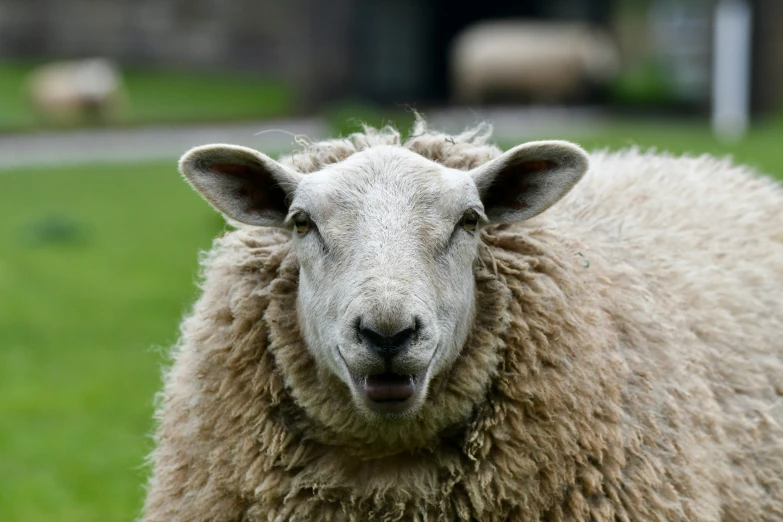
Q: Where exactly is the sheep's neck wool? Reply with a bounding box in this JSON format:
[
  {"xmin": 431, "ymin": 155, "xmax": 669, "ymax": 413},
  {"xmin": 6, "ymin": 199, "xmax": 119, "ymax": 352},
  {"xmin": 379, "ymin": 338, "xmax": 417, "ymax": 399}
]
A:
[{"xmin": 150, "ymin": 225, "xmax": 630, "ymax": 520}]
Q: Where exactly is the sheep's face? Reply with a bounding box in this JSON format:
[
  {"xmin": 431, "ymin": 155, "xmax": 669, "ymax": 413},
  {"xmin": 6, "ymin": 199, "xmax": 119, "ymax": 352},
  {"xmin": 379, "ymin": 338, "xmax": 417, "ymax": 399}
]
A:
[
  {"xmin": 287, "ymin": 148, "xmax": 483, "ymax": 417},
  {"xmin": 180, "ymin": 140, "xmax": 588, "ymax": 419}
]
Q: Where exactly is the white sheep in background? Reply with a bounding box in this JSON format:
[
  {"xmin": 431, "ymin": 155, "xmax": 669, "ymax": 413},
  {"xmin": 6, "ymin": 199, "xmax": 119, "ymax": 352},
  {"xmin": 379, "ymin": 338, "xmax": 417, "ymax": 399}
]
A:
[
  {"xmin": 27, "ymin": 58, "xmax": 126, "ymax": 125},
  {"xmin": 450, "ymin": 21, "xmax": 619, "ymax": 104},
  {"xmin": 144, "ymin": 119, "xmax": 783, "ymax": 521}
]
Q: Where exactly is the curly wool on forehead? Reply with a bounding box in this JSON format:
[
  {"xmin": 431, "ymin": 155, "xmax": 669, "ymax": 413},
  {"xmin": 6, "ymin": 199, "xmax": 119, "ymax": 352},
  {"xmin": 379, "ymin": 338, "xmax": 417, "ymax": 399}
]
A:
[{"xmin": 277, "ymin": 118, "xmax": 504, "ymax": 174}]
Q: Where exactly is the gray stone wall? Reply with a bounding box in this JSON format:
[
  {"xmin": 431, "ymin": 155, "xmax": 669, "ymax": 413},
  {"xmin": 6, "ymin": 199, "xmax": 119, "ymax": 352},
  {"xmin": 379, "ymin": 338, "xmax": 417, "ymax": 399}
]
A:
[
  {"xmin": 0, "ymin": 0, "xmax": 284, "ymax": 69},
  {"xmin": 0, "ymin": 0, "xmax": 355, "ymax": 106},
  {"xmin": 752, "ymin": 0, "xmax": 783, "ymax": 113}
]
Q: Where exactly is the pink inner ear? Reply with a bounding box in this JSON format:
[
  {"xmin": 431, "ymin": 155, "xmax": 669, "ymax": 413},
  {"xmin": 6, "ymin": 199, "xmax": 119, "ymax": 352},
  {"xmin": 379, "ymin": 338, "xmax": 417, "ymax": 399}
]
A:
[
  {"xmin": 482, "ymin": 159, "xmax": 559, "ymax": 213},
  {"xmin": 518, "ymin": 160, "xmax": 557, "ymax": 174},
  {"xmin": 209, "ymin": 163, "xmax": 252, "ymax": 176},
  {"xmin": 203, "ymin": 161, "xmax": 288, "ymax": 218}
]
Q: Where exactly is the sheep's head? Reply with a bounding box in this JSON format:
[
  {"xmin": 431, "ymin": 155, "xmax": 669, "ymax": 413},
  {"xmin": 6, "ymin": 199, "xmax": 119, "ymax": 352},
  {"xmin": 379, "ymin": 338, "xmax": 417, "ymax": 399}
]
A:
[{"xmin": 180, "ymin": 139, "xmax": 588, "ymax": 420}]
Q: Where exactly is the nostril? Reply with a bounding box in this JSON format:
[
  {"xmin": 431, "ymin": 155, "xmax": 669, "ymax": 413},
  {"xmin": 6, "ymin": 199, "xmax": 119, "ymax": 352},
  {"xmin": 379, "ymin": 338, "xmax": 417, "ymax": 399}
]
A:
[
  {"xmin": 390, "ymin": 326, "xmax": 415, "ymax": 346},
  {"xmin": 356, "ymin": 318, "xmax": 419, "ymax": 359},
  {"xmin": 354, "ymin": 316, "xmax": 364, "ymax": 344}
]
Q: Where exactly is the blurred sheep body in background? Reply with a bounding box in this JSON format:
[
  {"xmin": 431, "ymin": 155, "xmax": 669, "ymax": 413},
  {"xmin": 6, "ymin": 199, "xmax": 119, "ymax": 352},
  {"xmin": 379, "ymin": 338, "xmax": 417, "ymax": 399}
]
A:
[
  {"xmin": 451, "ymin": 21, "xmax": 620, "ymax": 104},
  {"xmin": 27, "ymin": 58, "xmax": 127, "ymax": 126}
]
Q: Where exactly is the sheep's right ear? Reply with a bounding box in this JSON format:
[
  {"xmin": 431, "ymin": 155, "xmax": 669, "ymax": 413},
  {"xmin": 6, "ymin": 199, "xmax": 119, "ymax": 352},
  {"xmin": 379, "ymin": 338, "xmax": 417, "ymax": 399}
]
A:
[
  {"xmin": 179, "ymin": 144, "xmax": 302, "ymax": 227},
  {"xmin": 470, "ymin": 140, "xmax": 589, "ymax": 223}
]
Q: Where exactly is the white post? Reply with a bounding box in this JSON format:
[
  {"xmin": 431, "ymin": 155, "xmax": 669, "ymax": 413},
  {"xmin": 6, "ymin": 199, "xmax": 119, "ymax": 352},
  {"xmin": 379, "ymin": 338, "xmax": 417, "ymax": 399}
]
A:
[{"xmin": 712, "ymin": 0, "xmax": 753, "ymax": 141}]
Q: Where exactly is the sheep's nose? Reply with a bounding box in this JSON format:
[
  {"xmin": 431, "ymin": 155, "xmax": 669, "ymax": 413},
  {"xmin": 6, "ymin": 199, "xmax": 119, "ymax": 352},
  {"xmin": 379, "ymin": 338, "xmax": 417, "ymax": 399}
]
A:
[{"xmin": 356, "ymin": 318, "xmax": 419, "ymax": 360}]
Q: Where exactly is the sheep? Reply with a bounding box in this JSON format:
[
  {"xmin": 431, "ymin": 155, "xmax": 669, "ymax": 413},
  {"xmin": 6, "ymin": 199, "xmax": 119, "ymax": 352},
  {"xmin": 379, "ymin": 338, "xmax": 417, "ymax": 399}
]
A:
[
  {"xmin": 27, "ymin": 58, "xmax": 126, "ymax": 126},
  {"xmin": 450, "ymin": 21, "xmax": 619, "ymax": 104},
  {"xmin": 143, "ymin": 119, "xmax": 783, "ymax": 521}
]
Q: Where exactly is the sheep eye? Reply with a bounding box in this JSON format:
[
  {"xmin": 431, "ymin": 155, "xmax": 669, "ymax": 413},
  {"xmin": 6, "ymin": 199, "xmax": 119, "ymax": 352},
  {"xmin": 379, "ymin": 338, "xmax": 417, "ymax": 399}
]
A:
[
  {"xmin": 294, "ymin": 214, "xmax": 311, "ymax": 234},
  {"xmin": 460, "ymin": 210, "xmax": 479, "ymax": 232}
]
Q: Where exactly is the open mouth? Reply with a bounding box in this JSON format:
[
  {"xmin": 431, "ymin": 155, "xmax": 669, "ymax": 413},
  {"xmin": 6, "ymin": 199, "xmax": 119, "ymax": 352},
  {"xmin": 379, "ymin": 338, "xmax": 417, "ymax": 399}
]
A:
[
  {"xmin": 361, "ymin": 373, "xmax": 415, "ymax": 402},
  {"xmin": 338, "ymin": 348, "xmax": 429, "ymax": 413}
]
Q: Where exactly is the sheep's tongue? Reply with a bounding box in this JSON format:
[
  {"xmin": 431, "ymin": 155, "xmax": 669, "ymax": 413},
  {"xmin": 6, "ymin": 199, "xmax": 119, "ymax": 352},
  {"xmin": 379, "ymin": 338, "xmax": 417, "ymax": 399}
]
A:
[{"xmin": 364, "ymin": 373, "xmax": 414, "ymax": 402}]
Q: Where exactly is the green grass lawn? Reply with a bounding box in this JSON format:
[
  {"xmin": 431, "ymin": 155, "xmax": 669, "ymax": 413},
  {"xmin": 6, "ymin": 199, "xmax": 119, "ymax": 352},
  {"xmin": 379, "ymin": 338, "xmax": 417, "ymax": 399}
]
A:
[
  {"xmin": 0, "ymin": 61, "xmax": 294, "ymax": 131},
  {"xmin": 0, "ymin": 162, "xmax": 224, "ymax": 521},
  {"xmin": 0, "ymin": 122, "xmax": 781, "ymax": 521},
  {"xmin": 561, "ymin": 117, "xmax": 783, "ymax": 179}
]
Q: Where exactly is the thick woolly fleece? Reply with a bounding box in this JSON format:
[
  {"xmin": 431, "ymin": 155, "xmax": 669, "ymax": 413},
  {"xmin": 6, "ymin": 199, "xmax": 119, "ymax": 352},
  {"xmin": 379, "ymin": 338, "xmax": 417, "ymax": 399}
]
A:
[{"xmin": 143, "ymin": 122, "xmax": 783, "ymax": 521}]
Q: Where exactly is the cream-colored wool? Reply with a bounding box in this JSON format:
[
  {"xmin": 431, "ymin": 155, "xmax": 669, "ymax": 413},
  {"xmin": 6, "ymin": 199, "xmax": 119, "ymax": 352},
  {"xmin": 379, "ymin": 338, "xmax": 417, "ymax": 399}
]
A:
[{"xmin": 144, "ymin": 121, "xmax": 783, "ymax": 521}]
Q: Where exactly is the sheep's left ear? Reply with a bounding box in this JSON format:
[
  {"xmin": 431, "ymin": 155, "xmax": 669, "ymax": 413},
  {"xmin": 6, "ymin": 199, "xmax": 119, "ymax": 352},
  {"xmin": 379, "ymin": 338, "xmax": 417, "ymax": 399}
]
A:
[
  {"xmin": 179, "ymin": 144, "xmax": 303, "ymax": 227},
  {"xmin": 470, "ymin": 140, "xmax": 589, "ymax": 223}
]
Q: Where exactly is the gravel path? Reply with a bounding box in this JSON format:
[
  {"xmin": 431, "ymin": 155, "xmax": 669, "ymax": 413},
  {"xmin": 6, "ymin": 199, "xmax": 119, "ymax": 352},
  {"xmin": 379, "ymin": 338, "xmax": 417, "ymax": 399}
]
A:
[
  {"xmin": 0, "ymin": 107, "xmax": 605, "ymax": 170},
  {"xmin": 0, "ymin": 118, "xmax": 330, "ymax": 170}
]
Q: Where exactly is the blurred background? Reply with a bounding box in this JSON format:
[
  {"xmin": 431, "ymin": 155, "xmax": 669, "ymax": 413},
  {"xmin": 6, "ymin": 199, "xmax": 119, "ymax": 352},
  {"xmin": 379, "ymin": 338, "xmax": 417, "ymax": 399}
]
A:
[{"xmin": 0, "ymin": 0, "xmax": 780, "ymax": 520}]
